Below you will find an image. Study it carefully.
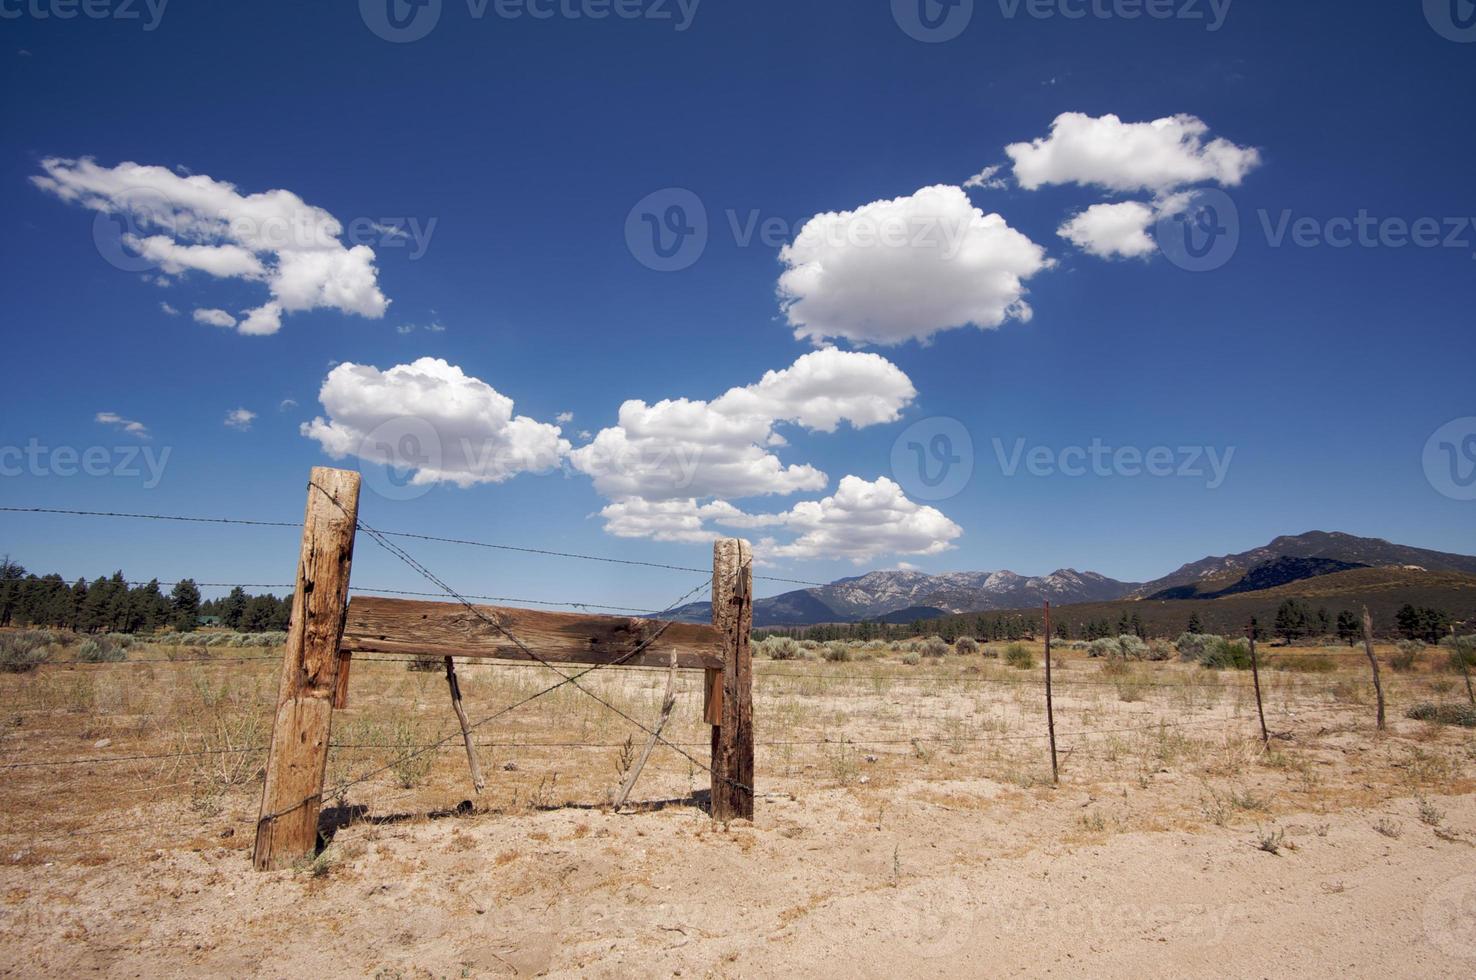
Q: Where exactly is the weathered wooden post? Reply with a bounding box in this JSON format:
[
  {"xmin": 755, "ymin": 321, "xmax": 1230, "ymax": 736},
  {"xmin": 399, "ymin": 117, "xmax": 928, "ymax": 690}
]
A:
[
  {"xmin": 1043, "ymin": 601, "xmax": 1058, "ymax": 784},
  {"xmin": 1360, "ymin": 605, "xmax": 1386, "ymax": 732},
  {"xmin": 253, "ymin": 467, "xmax": 361, "ymax": 871},
  {"xmin": 709, "ymin": 538, "xmax": 754, "ymax": 821},
  {"xmin": 1247, "ymin": 618, "xmax": 1269, "ymax": 748}
]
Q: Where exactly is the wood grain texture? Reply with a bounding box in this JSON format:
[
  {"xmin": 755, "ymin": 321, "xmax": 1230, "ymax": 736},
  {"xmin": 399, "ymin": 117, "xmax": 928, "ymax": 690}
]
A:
[
  {"xmin": 340, "ymin": 596, "xmax": 724, "ymax": 671},
  {"xmin": 709, "ymin": 538, "xmax": 754, "ymax": 821},
  {"xmin": 253, "ymin": 467, "xmax": 360, "ymax": 872}
]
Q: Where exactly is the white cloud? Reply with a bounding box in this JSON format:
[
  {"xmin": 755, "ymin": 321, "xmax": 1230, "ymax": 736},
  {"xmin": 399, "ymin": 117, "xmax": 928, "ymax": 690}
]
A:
[
  {"xmin": 1058, "ymin": 201, "xmax": 1158, "ymax": 259},
  {"xmin": 568, "ymin": 349, "xmax": 915, "ymax": 502},
  {"xmin": 778, "ymin": 184, "xmax": 1051, "ymax": 346},
  {"xmin": 963, "ymin": 165, "xmax": 1006, "ymax": 191},
  {"xmin": 224, "ymin": 408, "xmax": 257, "ymax": 431},
  {"xmin": 160, "ymin": 301, "xmax": 178, "ymax": 316},
  {"xmin": 279, "ymin": 398, "xmax": 298, "ymax": 411},
  {"xmin": 95, "ymin": 411, "xmax": 149, "ymax": 439},
  {"xmin": 32, "ymin": 157, "xmax": 390, "ymax": 335},
  {"xmin": 735, "ymin": 476, "xmax": 963, "ymax": 564},
  {"xmin": 301, "ymin": 357, "xmax": 569, "ymax": 487},
  {"xmin": 556, "ymin": 411, "xmax": 574, "ymax": 424},
  {"xmin": 193, "ymin": 307, "xmax": 237, "ymax": 329},
  {"xmin": 1005, "ymin": 112, "xmax": 1260, "ymax": 194}
]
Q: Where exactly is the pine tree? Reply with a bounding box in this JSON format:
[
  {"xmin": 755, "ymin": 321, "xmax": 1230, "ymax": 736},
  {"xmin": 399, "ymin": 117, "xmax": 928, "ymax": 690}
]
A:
[
  {"xmin": 1186, "ymin": 611, "xmax": 1204, "ymax": 635},
  {"xmin": 169, "ymin": 579, "xmax": 202, "ymax": 632}
]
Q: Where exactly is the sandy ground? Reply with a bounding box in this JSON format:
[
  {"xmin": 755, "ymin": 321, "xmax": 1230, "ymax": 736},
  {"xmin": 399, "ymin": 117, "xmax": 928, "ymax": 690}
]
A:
[{"xmin": 3, "ymin": 645, "xmax": 1475, "ymax": 977}]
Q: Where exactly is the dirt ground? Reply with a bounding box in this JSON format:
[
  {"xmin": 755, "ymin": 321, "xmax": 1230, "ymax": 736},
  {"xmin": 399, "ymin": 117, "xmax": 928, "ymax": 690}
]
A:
[{"xmin": 3, "ymin": 639, "xmax": 1476, "ymax": 977}]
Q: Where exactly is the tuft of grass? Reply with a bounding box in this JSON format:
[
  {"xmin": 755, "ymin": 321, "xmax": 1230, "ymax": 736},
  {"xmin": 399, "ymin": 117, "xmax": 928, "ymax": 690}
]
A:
[
  {"xmin": 1417, "ymin": 796, "xmax": 1445, "ymax": 827},
  {"xmin": 1406, "ymin": 702, "xmax": 1476, "ymax": 728},
  {"xmin": 1256, "ymin": 827, "xmax": 1285, "ymax": 855},
  {"xmin": 386, "ymin": 719, "xmax": 435, "ymax": 788},
  {"xmin": 1372, "ymin": 817, "xmax": 1403, "ymax": 839}
]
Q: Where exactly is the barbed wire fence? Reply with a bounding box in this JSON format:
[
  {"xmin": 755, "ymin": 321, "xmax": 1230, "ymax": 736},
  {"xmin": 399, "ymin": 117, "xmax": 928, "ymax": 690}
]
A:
[{"xmin": 0, "ymin": 499, "xmax": 1454, "ymax": 852}]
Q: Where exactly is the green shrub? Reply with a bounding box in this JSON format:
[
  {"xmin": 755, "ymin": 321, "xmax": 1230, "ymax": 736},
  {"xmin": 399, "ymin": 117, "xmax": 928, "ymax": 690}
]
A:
[
  {"xmin": 822, "ymin": 641, "xmax": 852, "ymax": 663},
  {"xmin": 1145, "ymin": 638, "xmax": 1174, "ymax": 662},
  {"xmin": 901, "ymin": 651, "xmax": 921, "ymax": 666},
  {"xmin": 1088, "ymin": 635, "xmax": 1146, "ymax": 661},
  {"xmin": 920, "ymin": 637, "xmax": 950, "ymax": 658},
  {"xmin": 1406, "ymin": 702, "xmax": 1476, "ymax": 727},
  {"xmin": 77, "ymin": 637, "xmax": 126, "ymax": 663},
  {"xmin": 1175, "ymin": 632, "xmax": 1223, "ymax": 661},
  {"xmin": 1004, "ymin": 643, "xmax": 1035, "ymax": 669},
  {"xmin": 1391, "ymin": 640, "xmax": 1424, "ymax": 672},
  {"xmin": 1199, "ymin": 637, "xmax": 1252, "ymax": 671},
  {"xmin": 954, "ymin": 636, "xmax": 979, "ymax": 655},
  {"xmin": 1439, "ymin": 634, "xmax": 1475, "ymax": 672},
  {"xmin": 761, "ymin": 636, "xmax": 801, "ymax": 661},
  {"xmin": 0, "ymin": 631, "xmax": 52, "ymax": 673}
]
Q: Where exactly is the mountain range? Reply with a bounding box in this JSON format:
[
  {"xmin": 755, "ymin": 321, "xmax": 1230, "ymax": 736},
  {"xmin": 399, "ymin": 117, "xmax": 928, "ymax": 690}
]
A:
[{"xmin": 670, "ymin": 531, "xmax": 1476, "ymax": 627}]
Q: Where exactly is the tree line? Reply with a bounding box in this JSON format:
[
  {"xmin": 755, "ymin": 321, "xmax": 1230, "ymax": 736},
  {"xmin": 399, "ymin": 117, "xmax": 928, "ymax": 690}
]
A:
[{"xmin": 0, "ymin": 557, "xmax": 292, "ymax": 634}]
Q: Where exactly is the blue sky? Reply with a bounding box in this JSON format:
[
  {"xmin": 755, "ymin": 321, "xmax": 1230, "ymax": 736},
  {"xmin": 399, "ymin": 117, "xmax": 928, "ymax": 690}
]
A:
[{"xmin": 2, "ymin": 0, "xmax": 1474, "ymax": 609}]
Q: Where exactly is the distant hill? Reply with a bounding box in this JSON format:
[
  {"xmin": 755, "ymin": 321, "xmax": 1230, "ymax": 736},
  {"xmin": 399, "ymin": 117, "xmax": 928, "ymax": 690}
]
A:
[
  {"xmin": 671, "ymin": 567, "xmax": 1137, "ymax": 627},
  {"xmin": 669, "ymin": 530, "xmax": 1476, "ymax": 628},
  {"xmin": 935, "ymin": 566, "xmax": 1476, "ymax": 639},
  {"xmin": 1146, "ymin": 556, "xmax": 1370, "ymax": 599},
  {"xmin": 1132, "ymin": 531, "xmax": 1476, "ymax": 598}
]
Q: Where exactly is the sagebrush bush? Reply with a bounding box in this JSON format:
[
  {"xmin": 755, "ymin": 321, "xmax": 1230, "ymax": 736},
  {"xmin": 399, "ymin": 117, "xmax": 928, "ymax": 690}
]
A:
[
  {"xmin": 1177, "ymin": 632, "xmax": 1239, "ymax": 662},
  {"xmin": 798, "ymin": 639, "xmax": 820, "ymax": 651},
  {"xmin": 1088, "ymin": 635, "xmax": 1147, "ymax": 661},
  {"xmin": 77, "ymin": 637, "xmax": 126, "ymax": 663},
  {"xmin": 761, "ymin": 636, "xmax": 801, "ymax": 661},
  {"xmin": 1391, "ymin": 639, "xmax": 1424, "ymax": 672},
  {"xmin": 1199, "ymin": 637, "xmax": 1252, "ymax": 670},
  {"xmin": 954, "ymin": 636, "xmax": 979, "ymax": 655},
  {"xmin": 1439, "ymin": 634, "xmax": 1475, "ymax": 672},
  {"xmin": 822, "ymin": 641, "xmax": 852, "ymax": 663},
  {"xmin": 0, "ymin": 631, "xmax": 52, "ymax": 673},
  {"xmin": 920, "ymin": 636, "xmax": 950, "ymax": 658},
  {"xmin": 1145, "ymin": 638, "xmax": 1174, "ymax": 662},
  {"xmin": 1004, "ymin": 643, "xmax": 1035, "ymax": 669},
  {"xmin": 901, "ymin": 651, "xmax": 921, "ymax": 666}
]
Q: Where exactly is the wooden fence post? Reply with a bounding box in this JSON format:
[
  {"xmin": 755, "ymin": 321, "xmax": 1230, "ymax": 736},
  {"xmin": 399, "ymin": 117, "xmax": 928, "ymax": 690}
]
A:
[
  {"xmin": 253, "ymin": 467, "xmax": 361, "ymax": 871},
  {"xmin": 1360, "ymin": 605, "xmax": 1386, "ymax": 732},
  {"xmin": 1043, "ymin": 601, "xmax": 1058, "ymax": 785},
  {"xmin": 710, "ymin": 538, "xmax": 753, "ymax": 821},
  {"xmin": 1247, "ymin": 618, "xmax": 1269, "ymax": 748}
]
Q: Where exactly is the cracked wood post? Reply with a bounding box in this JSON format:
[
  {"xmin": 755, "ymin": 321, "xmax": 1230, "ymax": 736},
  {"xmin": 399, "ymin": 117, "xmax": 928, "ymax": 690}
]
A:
[
  {"xmin": 1361, "ymin": 605, "xmax": 1386, "ymax": 732},
  {"xmin": 709, "ymin": 538, "xmax": 753, "ymax": 821},
  {"xmin": 444, "ymin": 657, "xmax": 486, "ymax": 794},
  {"xmin": 253, "ymin": 467, "xmax": 360, "ymax": 871}
]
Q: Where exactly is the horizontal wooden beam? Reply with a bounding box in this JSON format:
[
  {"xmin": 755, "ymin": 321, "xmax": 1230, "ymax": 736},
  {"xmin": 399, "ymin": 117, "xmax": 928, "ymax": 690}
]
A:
[{"xmin": 339, "ymin": 596, "xmax": 724, "ymax": 671}]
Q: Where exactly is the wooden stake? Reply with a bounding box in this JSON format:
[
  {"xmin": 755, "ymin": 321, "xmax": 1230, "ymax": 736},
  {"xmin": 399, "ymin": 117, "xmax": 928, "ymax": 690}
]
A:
[
  {"xmin": 254, "ymin": 467, "xmax": 360, "ymax": 871},
  {"xmin": 444, "ymin": 656, "xmax": 485, "ymax": 794},
  {"xmin": 1044, "ymin": 601, "xmax": 1058, "ymax": 784},
  {"xmin": 710, "ymin": 538, "xmax": 754, "ymax": 822},
  {"xmin": 1453, "ymin": 625, "xmax": 1476, "ymax": 707},
  {"xmin": 1361, "ymin": 605, "xmax": 1386, "ymax": 731},
  {"xmin": 612, "ymin": 649, "xmax": 678, "ymax": 811},
  {"xmin": 1247, "ymin": 619, "xmax": 1269, "ymax": 748}
]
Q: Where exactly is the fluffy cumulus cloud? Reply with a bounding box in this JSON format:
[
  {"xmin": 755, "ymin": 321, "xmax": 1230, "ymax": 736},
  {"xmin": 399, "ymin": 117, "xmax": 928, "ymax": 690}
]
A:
[
  {"xmin": 301, "ymin": 358, "xmax": 569, "ymax": 487},
  {"xmin": 726, "ymin": 476, "xmax": 962, "ymax": 564},
  {"xmin": 193, "ymin": 307, "xmax": 237, "ymax": 329},
  {"xmin": 569, "ymin": 351, "xmax": 958, "ymax": 561},
  {"xmin": 1057, "ymin": 201, "xmax": 1158, "ymax": 260},
  {"xmin": 31, "ymin": 157, "xmax": 390, "ymax": 335},
  {"xmin": 567, "ymin": 349, "xmax": 915, "ymax": 502},
  {"xmin": 777, "ymin": 185, "xmax": 1051, "ymax": 347},
  {"xmin": 1005, "ymin": 113, "xmax": 1261, "ymax": 194}
]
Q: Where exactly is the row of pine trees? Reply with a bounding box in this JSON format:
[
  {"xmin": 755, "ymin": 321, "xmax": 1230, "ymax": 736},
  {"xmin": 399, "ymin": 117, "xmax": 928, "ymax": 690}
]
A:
[{"xmin": 0, "ymin": 558, "xmax": 291, "ymax": 634}]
